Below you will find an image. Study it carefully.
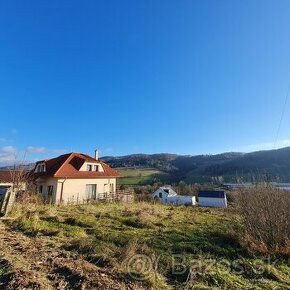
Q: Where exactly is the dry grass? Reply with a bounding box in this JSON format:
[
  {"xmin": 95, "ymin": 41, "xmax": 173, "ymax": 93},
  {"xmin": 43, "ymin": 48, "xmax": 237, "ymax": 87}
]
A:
[
  {"xmin": 237, "ymin": 185, "xmax": 290, "ymax": 256},
  {"xmin": 2, "ymin": 200, "xmax": 290, "ymax": 289}
]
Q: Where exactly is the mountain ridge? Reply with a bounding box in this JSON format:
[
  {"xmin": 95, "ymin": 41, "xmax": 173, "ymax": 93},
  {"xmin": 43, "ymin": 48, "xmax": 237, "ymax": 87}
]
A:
[{"xmin": 101, "ymin": 147, "xmax": 290, "ymax": 183}]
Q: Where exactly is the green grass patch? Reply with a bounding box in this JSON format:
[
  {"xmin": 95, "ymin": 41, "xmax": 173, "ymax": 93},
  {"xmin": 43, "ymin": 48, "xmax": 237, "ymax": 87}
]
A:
[{"xmin": 117, "ymin": 167, "xmax": 169, "ymax": 185}]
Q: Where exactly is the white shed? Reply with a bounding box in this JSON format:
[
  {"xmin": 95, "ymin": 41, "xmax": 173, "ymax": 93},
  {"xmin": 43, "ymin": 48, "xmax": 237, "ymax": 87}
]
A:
[
  {"xmin": 198, "ymin": 191, "xmax": 227, "ymax": 208},
  {"xmin": 152, "ymin": 186, "xmax": 196, "ymax": 206}
]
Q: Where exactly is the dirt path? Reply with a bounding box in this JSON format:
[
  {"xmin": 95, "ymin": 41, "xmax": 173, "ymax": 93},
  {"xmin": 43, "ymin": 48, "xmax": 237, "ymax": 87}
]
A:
[{"xmin": 0, "ymin": 221, "xmax": 147, "ymax": 290}]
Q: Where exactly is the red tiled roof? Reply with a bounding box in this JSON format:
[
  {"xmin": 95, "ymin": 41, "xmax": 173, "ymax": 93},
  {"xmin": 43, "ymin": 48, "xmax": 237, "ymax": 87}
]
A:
[
  {"xmin": 0, "ymin": 171, "xmax": 13, "ymax": 183},
  {"xmin": 34, "ymin": 152, "xmax": 121, "ymax": 179},
  {"xmin": 0, "ymin": 170, "xmax": 29, "ymax": 183}
]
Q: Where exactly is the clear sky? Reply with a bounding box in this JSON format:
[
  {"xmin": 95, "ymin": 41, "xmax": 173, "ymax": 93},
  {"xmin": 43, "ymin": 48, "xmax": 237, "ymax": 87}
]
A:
[{"xmin": 1, "ymin": 0, "xmax": 290, "ymax": 164}]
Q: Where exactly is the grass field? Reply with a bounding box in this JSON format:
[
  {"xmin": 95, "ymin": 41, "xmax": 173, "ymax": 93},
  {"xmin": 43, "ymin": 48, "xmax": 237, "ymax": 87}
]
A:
[
  {"xmin": 117, "ymin": 167, "xmax": 169, "ymax": 185},
  {"xmin": 2, "ymin": 202, "xmax": 290, "ymax": 289}
]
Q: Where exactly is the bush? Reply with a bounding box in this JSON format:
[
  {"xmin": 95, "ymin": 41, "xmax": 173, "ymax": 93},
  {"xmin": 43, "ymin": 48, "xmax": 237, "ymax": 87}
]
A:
[{"xmin": 237, "ymin": 185, "xmax": 290, "ymax": 256}]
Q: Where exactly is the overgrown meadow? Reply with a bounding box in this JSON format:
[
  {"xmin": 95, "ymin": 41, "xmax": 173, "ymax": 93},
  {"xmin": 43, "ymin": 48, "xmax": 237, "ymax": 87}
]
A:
[{"xmin": 3, "ymin": 201, "xmax": 290, "ymax": 290}]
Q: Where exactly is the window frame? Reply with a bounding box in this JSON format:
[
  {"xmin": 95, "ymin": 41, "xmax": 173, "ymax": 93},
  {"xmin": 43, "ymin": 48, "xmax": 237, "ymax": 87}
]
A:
[{"xmin": 85, "ymin": 184, "xmax": 97, "ymax": 200}]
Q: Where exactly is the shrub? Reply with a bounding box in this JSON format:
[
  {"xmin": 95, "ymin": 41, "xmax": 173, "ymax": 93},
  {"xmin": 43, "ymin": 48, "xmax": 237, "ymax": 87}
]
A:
[{"xmin": 237, "ymin": 185, "xmax": 290, "ymax": 256}]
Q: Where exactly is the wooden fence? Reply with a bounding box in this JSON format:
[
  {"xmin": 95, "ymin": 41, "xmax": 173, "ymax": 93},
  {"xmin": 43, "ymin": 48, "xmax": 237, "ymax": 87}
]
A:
[
  {"xmin": 65, "ymin": 189, "xmax": 135, "ymax": 205},
  {"xmin": 116, "ymin": 188, "xmax": 135, "ymax": 203}
]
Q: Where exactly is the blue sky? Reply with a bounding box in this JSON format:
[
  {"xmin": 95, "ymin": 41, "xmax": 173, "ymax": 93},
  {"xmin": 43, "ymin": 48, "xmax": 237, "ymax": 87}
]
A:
[{"xmin": 1, "ymin": 0, "xmax": 290, "ymax": 164}]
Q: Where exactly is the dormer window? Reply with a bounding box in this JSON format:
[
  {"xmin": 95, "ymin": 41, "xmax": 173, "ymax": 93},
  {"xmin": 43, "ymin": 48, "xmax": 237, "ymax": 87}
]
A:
[
  {"xmin": 85, "ymin": 164, "xmax": 99, "ymax": 171},
  {"xmin": 35, "ymin": 163, "xmax": 46, "ymax": 173}
]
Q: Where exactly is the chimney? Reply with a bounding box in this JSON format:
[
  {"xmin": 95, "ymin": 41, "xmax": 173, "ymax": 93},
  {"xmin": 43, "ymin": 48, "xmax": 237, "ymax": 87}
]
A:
[{"xmin": 94, "ymin": 149, "xmax": 99, "ymax": 160}]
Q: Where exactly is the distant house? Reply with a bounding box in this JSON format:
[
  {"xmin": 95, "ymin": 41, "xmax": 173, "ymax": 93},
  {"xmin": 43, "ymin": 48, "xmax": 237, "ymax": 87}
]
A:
[
  {"xmin": 0, "ymin": 171, "xmax": 13, "ymax": 186},
  {"xmin": 33, "ymin": 150, "xmax": 121, "ymax": 204},
  {"xmin": 198, "ymin": 190, "xmax": 227, "ymax": 208},
  {"xmin": 0, "ymin": 171, "xmax": 13, "ymax": 196},
  {"xmin": 152, "ymin": 186, "xmax": 196, "ymax": 206},
  {"xmin": 0, "ymin": 170, "xmax": 26, "ymax": 196}
]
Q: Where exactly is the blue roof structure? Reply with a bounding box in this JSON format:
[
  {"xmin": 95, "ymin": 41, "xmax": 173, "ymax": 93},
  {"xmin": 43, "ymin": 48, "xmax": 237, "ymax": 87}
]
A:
[{"xmin": 198, "ymin": 191, "xmax": 225, "ymax": 198}]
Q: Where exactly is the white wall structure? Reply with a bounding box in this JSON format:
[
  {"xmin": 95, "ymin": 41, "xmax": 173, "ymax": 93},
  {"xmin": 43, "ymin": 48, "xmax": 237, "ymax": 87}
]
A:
[
  {"xmin": 198, "ymin": 191, "xmax": 227, "ymax": 208},
  {"xmin": 37, "ymin": 177, "xmax": 117, "ymax": 204},
  {"xmin": 152, "ymin": 186, "xmax": 196, "ymax": 206}
]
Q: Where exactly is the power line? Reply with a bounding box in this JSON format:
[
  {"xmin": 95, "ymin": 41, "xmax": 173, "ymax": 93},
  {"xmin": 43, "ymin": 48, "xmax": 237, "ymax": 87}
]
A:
[{"xmin": 274, "ymin": 85, "xmax": 290, "ymax": 149}]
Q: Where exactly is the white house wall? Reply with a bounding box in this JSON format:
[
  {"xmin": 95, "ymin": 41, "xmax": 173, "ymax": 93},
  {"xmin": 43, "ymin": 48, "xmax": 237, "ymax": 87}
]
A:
[
  {"xmin": 57, "ymin": 178, "xmax": 117, "ymax": 204},
  {"xmin": 166, "ymin": 195, "xmax": 196, "ymax": 205},
  {"xmin": 37, "ymin": 177, "xmax": 59, "ymax": 203},
  {"xmin": 198, "ymin": 197, "xmax": 227, "ymax": 208},
  {"xmin": 37, "ymin": 177, "xmax": 117, "ymax": 204}
]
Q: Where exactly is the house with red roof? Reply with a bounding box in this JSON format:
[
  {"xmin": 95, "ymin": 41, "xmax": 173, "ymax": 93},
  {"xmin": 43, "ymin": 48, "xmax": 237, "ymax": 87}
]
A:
[
  {"xmin": 33, "ymin": 150, "xmax": 121, "ymax": 204},
  {"xmin": 0, "ymin": 170, "xmax": 27, "ymax": 196},
  {"xmin": 0, "ymin": 171, "xmax": 15, "ymax": 196}
]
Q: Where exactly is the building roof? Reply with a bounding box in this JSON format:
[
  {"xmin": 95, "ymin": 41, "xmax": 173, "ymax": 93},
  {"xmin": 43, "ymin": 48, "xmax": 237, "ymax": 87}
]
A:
[
  {"xmin": 160, "ymin": 187, "xmax": 178, "ymax": 196},
  {"xmin": 152, "ymin": 187, "xmax": 178, "ymax": 197},
  {"xmin": 0, "ymin": 170, "xmax": 29, "ymax": 183},
  {"xmin": 0, "ymin": 171, "xmax": 13, "ymax": 183},
  {"xmin": 198, "ymin": 190, "xmax": 226, "ymax": 198},
  {"xmin": 34, "ymin": 152, "xmax": 121, "ymax": 179}
]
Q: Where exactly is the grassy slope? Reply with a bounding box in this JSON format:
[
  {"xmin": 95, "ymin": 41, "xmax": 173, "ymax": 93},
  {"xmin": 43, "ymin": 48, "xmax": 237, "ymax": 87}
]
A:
[
  {"xmin": 4, "ymin": 203, "xmax": 290, "ymax": 290},
  {"xmin": 118, "ymin": 168, "xmax": 169, "ymax": 185}
]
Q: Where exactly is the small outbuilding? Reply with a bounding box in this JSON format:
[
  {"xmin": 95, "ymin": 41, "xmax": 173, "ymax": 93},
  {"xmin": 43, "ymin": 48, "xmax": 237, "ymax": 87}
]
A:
[
  {"xmin": 198, "ymin": 190, "xmax": 227, "ymax": 208},
  {"xmin": 152, "ymin": 186, "xmax": 196, "ymax": 206}
]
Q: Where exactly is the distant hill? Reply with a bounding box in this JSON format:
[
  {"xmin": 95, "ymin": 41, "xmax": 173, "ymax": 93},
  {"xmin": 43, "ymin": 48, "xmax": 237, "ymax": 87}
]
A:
[
  {"xmin": 101, "ymin": 147, "xmax": 290, "ymax": 183},
  {"xmin": 2, "ymin": 148, "xmax": 290, "ymax": 184},
  {"xmin": 0, "ymin": 164, "xmax": 35, "ymax": 171},
  {"xmin": 101, "ymin": 153, "xmax": 181, "ymax": 172}
]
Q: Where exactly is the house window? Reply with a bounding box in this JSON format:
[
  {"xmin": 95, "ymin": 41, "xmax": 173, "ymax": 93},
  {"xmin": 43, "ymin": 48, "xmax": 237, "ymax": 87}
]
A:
[
  {"xmin": 110, "ymin": 183, "xmax": 114, "ymax": 193},
  {"xmin": 93, "ymin": 165, "xmax": 99, "ymax": 171},
  {"xmin": 47, "ymin": 185, "xmax": 53, "ymax": 196},
  {"xmin": 159, "ymin": 192, "xmax": 162, "ymax": 198},
  {"xmin": 39, "ymin": 185, "xmax": 43, "ymax": 194},
  {"xmin": 86, "ymin": 184, "xmax": 97, "ymax": 200},
  {"xmin": 86, "ymin": 164, "xmax": 92, "ymax": 171}
]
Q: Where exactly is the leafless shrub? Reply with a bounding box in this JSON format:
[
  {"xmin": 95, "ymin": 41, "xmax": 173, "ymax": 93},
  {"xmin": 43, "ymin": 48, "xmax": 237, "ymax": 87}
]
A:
[
  {"xmin": 237, "ymin": 185, "xmax": 290, "ymax": 256},
  {"xmin": 5, "ymin": 163, "xmax": 44, "ymax": 213},
  {"xmin": 172, "ymin": 182, "xmax": 200, "ymax": 196}
]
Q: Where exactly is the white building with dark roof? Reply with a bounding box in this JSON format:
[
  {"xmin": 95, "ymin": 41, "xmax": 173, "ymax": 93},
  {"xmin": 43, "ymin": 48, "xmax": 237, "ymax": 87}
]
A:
[{"xmin": 198, "ymin": 190, "xmax": 227, "ymax": 208}]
